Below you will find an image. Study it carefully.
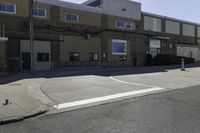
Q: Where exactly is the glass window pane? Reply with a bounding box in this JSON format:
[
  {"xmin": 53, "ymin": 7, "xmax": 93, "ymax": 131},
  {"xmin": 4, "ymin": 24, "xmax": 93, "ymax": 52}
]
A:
[
  {"xmin": 33, "ymin": 8, "xmax": 46, "ymax": 17},
  {"xmin": 66, "ymin": 14, "xmax": 71, "ymax": 21},
  {"xmin": 0, "ymin": 3, "xmax": 5, "ymax": 11},
  {"xmin": 116, "ymin": 21, "xmax": 125, "ymax": 28},
  {"xmin": 71, "ymin": 15, "xmax": 77, "ymax": 21},
  {"xmin": 66, "ymin": 14, "xmax": 78, "ymax": 22},
  {"xmin": 69, "ymin": 52, "xmax": 79, "ymax": 61},
  {"xmin": 6, "ymin": 4, "xmax": 14, "ymax": 12},
  {"xmin": 38, "ymin": 9, "xmax": 45, "ymax": 16},
  {"xmin": 112, "ymin": 40, "xmax": 127, "ymax": 55},
  {"xmin": 37, "ymin": 53, "xmax": 49, "ymax": 62},
  {"xmin": 33, "ymin": 9, "xmax": 38, "ymax": 16}
]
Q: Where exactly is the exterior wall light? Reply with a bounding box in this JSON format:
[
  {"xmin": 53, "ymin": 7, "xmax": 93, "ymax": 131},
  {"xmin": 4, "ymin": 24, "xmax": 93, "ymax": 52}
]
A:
[
  {"xmin": 84, "ymin": 30, "xmax": 91, "ymax": 40},
  {"xmin": 122, "ymin": 8, "xmax": 127, "ymax": 12}
]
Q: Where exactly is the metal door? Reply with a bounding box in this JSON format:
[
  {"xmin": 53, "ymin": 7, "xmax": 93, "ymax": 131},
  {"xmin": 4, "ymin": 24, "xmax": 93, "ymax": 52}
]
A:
[{"xmin": 22, "ymin": 52, "xmax": 31, "ymax": 70}]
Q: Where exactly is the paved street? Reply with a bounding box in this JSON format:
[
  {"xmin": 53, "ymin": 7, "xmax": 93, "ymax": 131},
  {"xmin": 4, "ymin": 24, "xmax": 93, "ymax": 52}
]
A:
[
  {"xmin": 1, "ymin": 85, "xmax": 200, "ymax": 133},
  {"xmin": 0, "ymin": 65, "xmax": 200, "ymax": 133}
]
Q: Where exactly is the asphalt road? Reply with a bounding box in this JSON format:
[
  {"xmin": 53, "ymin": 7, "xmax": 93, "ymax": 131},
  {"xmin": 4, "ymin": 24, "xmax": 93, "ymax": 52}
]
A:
[{"xmin": 1, "ymin": 85, "xmax": 200, "ymax": 133}]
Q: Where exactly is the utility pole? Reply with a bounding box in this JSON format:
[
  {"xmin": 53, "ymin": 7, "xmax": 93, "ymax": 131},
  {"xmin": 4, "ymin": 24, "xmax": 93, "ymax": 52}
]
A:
[{"xmin": 29, "ymin": 0, "xmax": 34, "ymax": 74}]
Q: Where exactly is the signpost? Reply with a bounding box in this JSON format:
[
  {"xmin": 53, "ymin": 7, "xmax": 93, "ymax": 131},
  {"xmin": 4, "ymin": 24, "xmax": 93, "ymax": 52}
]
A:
[{"xmin": 29, "ymin": 0, "xmax": 34, "ymax": 73}]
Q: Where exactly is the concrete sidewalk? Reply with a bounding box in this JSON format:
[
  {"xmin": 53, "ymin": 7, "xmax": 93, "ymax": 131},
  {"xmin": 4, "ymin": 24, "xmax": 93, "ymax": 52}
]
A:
[
  {"xmin": 0, "ymin": 65, "xmax": 200, "ymax": 125},
  {"xmin": 0, "ymin": 78, "xmax": 54, "ymax": 125}
]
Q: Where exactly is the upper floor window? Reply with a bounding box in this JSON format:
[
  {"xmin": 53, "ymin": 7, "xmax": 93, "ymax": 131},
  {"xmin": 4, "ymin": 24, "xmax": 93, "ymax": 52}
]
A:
[
  {"xmin": 126, "ymin": 22, "xmax": 136, "ymax": 30},
  {"xmin": 0, "ymin": 3, "xmax": 16, "ymax": 14},
  {"xmin": 65, "ymin": 13, "xmax": 79, "ymax": 23},
  {"xmin": 33, "ymin": 8, "xmax": 46, "ymax": 18},
  {"xmin": 115, "ymin": 21, "xmax": 125, "ymax": 28}
]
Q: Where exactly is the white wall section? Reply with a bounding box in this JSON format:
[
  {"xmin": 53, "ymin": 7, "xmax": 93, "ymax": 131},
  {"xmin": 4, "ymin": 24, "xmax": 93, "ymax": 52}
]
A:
[
  {"xmin": 144, "ymin": 16, "xmax": 161, "ymax": 32},
  {"xmin": 177, "ymin": 44, "xmax": 199, "ymax": 61},
  {"xmin": 165, "ymin": 20, "xmax": 180, "ymax": 35},
  {"xmin": 182, "ymin": 24, "xmax": 195, "ymax": 37},
  {"xmin": 197, "ymin": 27, "xmax": 200, "ymax": 38}
]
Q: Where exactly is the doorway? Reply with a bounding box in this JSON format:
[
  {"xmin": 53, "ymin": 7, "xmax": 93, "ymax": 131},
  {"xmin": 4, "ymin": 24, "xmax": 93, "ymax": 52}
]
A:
[
  {"xmin": 149, "ymin": 39, "xmax": 161, "ymax": 58},
  {"xmin": 22, "ymin": 52, "xmax": 31, "ymax": 70}
]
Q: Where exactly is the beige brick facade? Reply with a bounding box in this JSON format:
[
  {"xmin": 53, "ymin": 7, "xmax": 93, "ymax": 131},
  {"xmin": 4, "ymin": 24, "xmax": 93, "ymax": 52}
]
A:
[
  {"xmin": 60, "ymin": 7, "xmax": 101, "ymax": 27},
  {"xmin": 0, "ymin": 41, "xmax": 7, "ymax": 71}
]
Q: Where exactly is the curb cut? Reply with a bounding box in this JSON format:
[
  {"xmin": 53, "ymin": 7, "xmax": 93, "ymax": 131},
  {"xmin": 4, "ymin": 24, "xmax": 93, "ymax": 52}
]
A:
[{"xmin": 0, "ymin": 108, "xmax": 48, "ymax": 125}]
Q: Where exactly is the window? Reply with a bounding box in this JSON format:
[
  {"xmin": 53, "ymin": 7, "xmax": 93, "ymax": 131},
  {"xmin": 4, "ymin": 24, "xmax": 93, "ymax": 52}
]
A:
[
  {"xmin": 69, "ymin": 52, "xmax": 80, "ymax": 61},
  {"xmin": 115, "ymin": 21, "xmax": 125, "ymax": 28},
  {"xmin": 0, "ymin": 3, "xmax": 16, "ymax": 14},
  {"xmin": 89, "ymin": 53, "xmax": 99, "ymax": 61},
  {"xmin": 33, "ymin": 8, "xmax": 46, "ymax": 18},
  {"xmin": 65, "ymin": 13, "xmax": 79, "ymax": 23},
  {"xmin": 37, "ymin": 53, "xmax": 49, "ymax": 62},
  {"xmin": 87, "ymin": 0, "xmax": 101, "ymax": 7},
  {"xmin": 126, "ymin": 22, "xmax": 136, "ymax": 30},
  {"xmin": 112, "ymin": 39, "xmax": 127, "ymax": 55}
]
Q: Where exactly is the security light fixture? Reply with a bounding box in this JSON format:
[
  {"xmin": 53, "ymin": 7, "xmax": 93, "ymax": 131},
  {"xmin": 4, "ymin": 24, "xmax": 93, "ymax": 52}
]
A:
[{"xmin": 122, "ymin": 8, "xmax": 127, "ymax": 12}]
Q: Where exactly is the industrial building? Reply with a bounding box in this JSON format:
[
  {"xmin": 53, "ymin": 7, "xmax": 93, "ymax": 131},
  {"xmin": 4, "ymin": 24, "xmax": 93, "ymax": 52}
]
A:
[{"xmin": 0, "ymin": 0, "xmax": 200, "ymax": 74}]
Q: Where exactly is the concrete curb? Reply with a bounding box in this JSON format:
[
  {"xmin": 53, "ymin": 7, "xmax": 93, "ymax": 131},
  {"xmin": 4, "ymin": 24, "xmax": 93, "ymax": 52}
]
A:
[
  {"xmin": 46, "ymin": 86, "xmax": 194, "ymax": 116},
  {"xmin": 46, "ymin": 88, "xmax": 169, "ymax": 115},
  {"xmin": 0, "ymin": 107, "xmax": 48, "ymax": 125}
]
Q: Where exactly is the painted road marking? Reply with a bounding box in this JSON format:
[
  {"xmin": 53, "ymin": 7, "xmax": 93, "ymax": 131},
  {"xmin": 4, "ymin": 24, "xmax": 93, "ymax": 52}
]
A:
[
  {"xmin": 110, "ymin": 76, "xmax": 156, "ymax": 88},
  {"xmin": 54, "ymin": 87, "xmax": 165, "ymax": 110}
]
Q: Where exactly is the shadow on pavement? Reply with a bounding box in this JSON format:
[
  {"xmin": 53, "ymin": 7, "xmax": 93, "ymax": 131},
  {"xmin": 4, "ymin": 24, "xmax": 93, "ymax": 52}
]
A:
[{"xmin": 0, "ymin": 64, "xmax": 199, "ymax": 85}]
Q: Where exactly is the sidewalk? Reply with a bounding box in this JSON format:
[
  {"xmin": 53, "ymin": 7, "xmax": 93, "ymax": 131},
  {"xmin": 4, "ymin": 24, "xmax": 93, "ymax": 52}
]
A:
[
  {"xmin": 0, "ymin": 64, "xmax": 200, "ymax": 125},
  {"xmin": 0, "ymin": 67, "xmax": 106, "ymax": 124},
  {"xmin": 0, "ymin": 77, "xmax": 53, "ymax": 125}
]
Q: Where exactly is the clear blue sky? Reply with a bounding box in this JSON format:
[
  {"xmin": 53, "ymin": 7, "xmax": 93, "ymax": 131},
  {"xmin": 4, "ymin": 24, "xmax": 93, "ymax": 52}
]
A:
[{"xmin": 62, "ymin": 0, "xmax": 200, "ymax": 23}]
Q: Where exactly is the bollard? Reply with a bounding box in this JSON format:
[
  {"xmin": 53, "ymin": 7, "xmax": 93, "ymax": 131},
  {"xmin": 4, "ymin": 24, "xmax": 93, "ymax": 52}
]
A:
[{"xmin": 181, "ymin": 58, "xmax": 186, "ymax": 71}]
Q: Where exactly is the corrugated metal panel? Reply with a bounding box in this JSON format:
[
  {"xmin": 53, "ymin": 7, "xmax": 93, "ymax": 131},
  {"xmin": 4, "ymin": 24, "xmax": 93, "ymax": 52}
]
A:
[
  {"xmin": 197, "ymin": 27, "xmax": 200, "ymax": 38},
  {"xmin": 177, "ymin": 44, "xmax": 199, "ymax": 61},
  {"xmin": 144, "ymin": 16, "xmax": 161, "ymax": 32},
  {"xmin": 182, "ymin": 24, "xmax": 195, "ymax": 37},
  {"xmin": 165, "ymin": 20, "xmax": 180, "ymax": 35},
  {"xmin": 143, "ymin": 12, "xmax": 200, "ymax": 26}
]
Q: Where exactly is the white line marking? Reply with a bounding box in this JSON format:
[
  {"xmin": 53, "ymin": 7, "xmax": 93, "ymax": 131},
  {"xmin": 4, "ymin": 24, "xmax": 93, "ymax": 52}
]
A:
[
  {"xmin": 54, "ymin": 87, "xmax": 165, "ymax": 110},
  {"xmin": 110, "ymin": 76, "xmax": 156, "ymax": 88}
]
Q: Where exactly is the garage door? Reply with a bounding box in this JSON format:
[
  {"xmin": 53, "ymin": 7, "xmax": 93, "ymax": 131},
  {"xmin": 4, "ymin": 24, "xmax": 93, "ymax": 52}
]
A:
[{"xmin": 20, "ymin": 40, "xmax": 51, "ymax": 71}]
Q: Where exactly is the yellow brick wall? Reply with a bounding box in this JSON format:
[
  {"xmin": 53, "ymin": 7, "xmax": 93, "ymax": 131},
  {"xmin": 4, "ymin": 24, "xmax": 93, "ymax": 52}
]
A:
[{"xmin": 60, "ymin": 7, "xmax": 101, "ymax": 27}]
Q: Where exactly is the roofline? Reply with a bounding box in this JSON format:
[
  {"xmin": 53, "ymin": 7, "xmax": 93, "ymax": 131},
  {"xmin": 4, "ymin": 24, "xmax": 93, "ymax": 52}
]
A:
[
  {"xmin": 143, "ymin": 12, "xmax": 200, "ymax": 26},
  {"xmin": 37, "ymin": 0, "xmax": 199, "ymax": 26},
  {"xmin": 37, "ymin": 0, "xmax": 103, "ymax": 14},
  {"xmin": 82, "ymin": 0, "xmax": 97, "ymax": 5}
]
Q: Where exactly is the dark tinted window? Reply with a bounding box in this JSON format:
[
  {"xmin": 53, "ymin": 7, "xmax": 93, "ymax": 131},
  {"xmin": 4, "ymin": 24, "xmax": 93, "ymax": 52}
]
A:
[
  {"xmin": 69, "ymin": 52, "xmax": 80, "ymax": 61},
  {"xmin": 37, "ymin": 53, "xmax": 49, "ymax": 62}
]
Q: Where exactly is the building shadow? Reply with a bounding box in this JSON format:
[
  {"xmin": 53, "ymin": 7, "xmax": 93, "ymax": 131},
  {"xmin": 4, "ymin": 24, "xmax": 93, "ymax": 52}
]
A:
[{"xmin": 0, "ymin": 64, "xmax": 200, "ymax": 85}]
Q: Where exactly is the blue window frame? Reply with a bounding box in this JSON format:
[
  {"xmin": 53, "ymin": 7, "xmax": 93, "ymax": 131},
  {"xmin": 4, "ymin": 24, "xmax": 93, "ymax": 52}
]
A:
[
  {"xmin": 126, "ymin": 22, "xmax": 136, "ymax": 30},
  {"xmin": 0, "ymin": 3, "xmax": 16, "ymax": 14},
  {"xmin": 33, "ymin": 8, "xmax": 46, "ymax": 18},
  {"xmin": 115, "ymin": 21, "xmax": 125, "ymax": 29},
  {"xmin": 112, "ymin": 39, "xmax": 127, "ymax": 55},
  {"xmin": 65, "ymin": 13, "xmax": 79, "ymax": 23}
]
